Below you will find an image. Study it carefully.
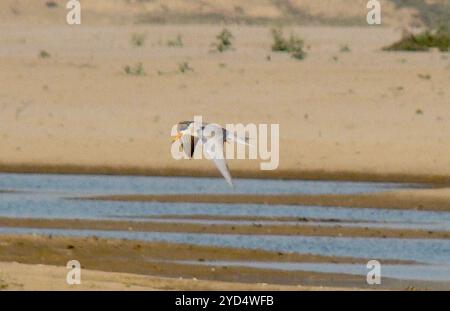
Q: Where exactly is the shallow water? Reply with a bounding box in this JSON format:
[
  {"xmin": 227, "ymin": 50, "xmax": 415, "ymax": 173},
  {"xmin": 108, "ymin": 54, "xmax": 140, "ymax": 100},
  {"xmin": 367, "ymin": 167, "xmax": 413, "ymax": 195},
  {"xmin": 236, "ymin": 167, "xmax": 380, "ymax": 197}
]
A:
[
  {"xmin": 1, "ymin": 227, "xmax": 449, "ymax": 265},
  {"xmin": 0, "ymin": 173, "xmax": 420, "ymax": 195},
  {"xmin": 0, "ymin": 172, "xmax": 443, "ymax": 232},
  {"xmin": 2, "ymin": 191, "xmax": 450, "ymax": 231},
  {"xmin": 1, "ymin": 172, "xmax": 449, "ymax": 283}
]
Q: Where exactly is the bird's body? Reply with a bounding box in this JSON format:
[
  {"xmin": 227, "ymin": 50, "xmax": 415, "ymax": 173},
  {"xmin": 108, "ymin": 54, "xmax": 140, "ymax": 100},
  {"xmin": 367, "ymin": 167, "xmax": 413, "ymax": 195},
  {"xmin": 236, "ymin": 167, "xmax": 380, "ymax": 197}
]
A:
[{"xmin": 173, "ymin": 120, "xmax": 249, "ymax": 187}]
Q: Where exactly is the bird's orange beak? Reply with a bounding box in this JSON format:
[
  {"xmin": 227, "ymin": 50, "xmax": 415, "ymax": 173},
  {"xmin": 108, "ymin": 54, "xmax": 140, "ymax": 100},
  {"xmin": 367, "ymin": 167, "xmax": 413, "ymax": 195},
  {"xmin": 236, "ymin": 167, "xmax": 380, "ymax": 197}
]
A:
[{"xmin": 172, "ymin": 132, "xmax": 182, "ymax": 143}]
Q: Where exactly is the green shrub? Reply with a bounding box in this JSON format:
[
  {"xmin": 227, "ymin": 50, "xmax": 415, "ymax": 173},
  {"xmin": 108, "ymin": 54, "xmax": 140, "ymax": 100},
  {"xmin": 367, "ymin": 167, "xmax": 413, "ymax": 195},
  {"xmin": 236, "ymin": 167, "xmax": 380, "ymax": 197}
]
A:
[
  {"xmin": 131, "ymin": 33, "xmax": 146, "ymax": 47},
  {"xmin": 123, "ymin": 63, "xmax": 146, "ymax": 76},
  {"xmin": 39, "ymin": 50, "xmax": 51, "ymax": 58},
  {"xmin": 178, "ymin": 62, "xmax": 193, "ymax": 73},
  {"xmin": 212, "ymin": 29, "xmax": 234, "ymax": 52},
  {"xmin": 271, "ymin": 28, "xmax": 306, "ymax": 60},
  {"xmin": 383, "ymin": 25, "xmax": 450, "ymax": 52},
  {"xmin": 167, "ymin": 35, "xmax": 183, "ymax": 47},
  {"xmin": 340, "ymin": 44, "xmax": 351, "ymax": 53}
]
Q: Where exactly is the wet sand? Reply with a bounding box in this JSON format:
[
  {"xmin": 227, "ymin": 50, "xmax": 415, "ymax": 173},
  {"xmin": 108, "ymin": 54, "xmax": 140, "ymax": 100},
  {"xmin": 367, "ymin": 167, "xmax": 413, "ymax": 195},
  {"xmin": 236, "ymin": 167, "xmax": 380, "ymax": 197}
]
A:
[
  {"xmin": 0, "ymin": 217, "xmax": 448, "ymax": 240},
  {"xmin": 130, "ymin": 214, "xmax": 403, "ymax": 224},
  {"xmin": 3, "ymin": 165, "xmax": 450, "ymax": 185},
  {"xmin": 82, "ymin": 187, "xmax": 450, "ymax": 212},
  {"xmin": 0, "ymin": 234, "xmax": 442, "ymax": 290},
  {"xmin": 0, "ymin": 233, "xmax": 375, "ymax": 265}
]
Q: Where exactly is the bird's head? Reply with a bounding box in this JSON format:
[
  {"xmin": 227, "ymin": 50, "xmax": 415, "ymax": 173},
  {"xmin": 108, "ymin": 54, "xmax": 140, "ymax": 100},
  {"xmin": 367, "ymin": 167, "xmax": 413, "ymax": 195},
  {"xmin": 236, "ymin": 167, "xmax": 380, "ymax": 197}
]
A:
[{"xmin": 171, "ymin": 131, "xmax": 183, "ymax": 143}]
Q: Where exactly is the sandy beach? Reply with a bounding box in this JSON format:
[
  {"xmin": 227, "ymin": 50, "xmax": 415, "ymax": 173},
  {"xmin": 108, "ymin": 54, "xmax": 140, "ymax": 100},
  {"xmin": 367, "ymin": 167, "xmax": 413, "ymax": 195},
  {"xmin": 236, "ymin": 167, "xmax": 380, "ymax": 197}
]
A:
[
  {"xmin": 0, "ymin": 12, "xmax": 450, "ymax": 183},
  {"xmin": 1, "ymin": 261, "xmax": 332, "ymax": 291}
]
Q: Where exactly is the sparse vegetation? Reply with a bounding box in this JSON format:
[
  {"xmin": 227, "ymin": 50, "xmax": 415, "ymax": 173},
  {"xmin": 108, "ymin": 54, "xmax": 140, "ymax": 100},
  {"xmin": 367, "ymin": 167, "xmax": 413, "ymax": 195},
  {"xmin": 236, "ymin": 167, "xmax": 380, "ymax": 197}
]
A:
[
  {"xmin": 123, "ymin": 63, "xmax": 146, "ymax": 76},
  {"xmin": 383, "ymin": 25, "xmax": 450, "ymax": 52},
  {"xmin": 39, "ymin": 50, "xmax": 51, "ymax": 58},
  {"xmin": 157, "ymin": 62, "xmax": 194, "ymax": 76},
  {"xmin": 167, "ymin": 35, "xmax": 183, "ymax": 47},
  {"xmin": 131, "ymin": 33, "xmax": 146, "ymax": 47},
  {"xmin": 418, "ymin": 73, "xmax": 431, "ymax": 80},
  {"xmin": 271, "ymin": 28, "xmax": 306, "ymax": 60},
  {"xmin": 212, "ymin": 29, "xmax": 234, "ymax": 52},
  {"xmin": 0, "ymin": 278, "xmax": 8, "ymax": 290},
  {"xmin": 340, "ymin": 44, "xmax": 351, "ymax": 52},
  {"xmin": 178, "ymin": 62, "xmax": 193, "ymax": 73},
  {"xmin": 45, "ymin": 1, "xmax": 58, "ymax": 8}
]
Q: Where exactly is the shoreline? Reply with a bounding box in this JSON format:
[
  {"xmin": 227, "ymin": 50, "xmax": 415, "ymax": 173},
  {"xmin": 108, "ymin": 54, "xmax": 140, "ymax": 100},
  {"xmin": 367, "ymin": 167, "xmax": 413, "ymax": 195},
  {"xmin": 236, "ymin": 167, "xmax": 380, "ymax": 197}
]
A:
[
  {"xmin": 81, "ymin": 187, "xmax": 450, "ymax": 212},
  {"xmin": 1, "ymin": 234, "xmax": 442, "ymax": 290},
  {"xmin": 0, "ymin": 261, "xmax": 342, "ymax": 291},
  {"xmin": 0, "ymin": 234, "xmax": 384, "ymax": 265},
  {"xmin": 1, "ymin": 163, "xmax": 450, "ymax": 185}
]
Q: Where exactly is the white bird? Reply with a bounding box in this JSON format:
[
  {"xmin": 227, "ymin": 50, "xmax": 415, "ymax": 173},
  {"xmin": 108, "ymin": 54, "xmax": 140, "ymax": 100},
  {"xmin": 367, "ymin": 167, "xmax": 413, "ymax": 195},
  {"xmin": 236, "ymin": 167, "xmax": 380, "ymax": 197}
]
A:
[{"xmin": 172, "ymin": 120, "xmax": 249, "ymax": 187}]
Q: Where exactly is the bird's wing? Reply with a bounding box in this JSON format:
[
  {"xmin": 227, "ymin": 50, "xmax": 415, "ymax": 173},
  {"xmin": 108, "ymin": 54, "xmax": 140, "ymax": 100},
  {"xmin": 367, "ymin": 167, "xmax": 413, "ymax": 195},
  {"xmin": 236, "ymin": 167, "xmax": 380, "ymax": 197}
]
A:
[
  {"xmin": 181, "ymin": 134, "xmax": 199, "ymax": 158},
  {"xmin": 202, "ymin": 134, "xmax": 233, "ymax": 188},
  {"xmin": 177, "ymin": 121, "xmax": 193, "ymax": 132},
  {"xmin": 225, "ymin": 130, "xmax": 251, "ymax": 146}
]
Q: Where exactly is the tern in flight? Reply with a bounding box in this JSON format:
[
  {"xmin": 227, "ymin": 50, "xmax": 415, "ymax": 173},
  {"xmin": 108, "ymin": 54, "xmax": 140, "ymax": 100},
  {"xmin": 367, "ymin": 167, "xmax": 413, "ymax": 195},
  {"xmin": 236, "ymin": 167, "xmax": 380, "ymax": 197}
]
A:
[{"xmin": 172, "ymin": 121, "xmax": 249, "ymax": 187}]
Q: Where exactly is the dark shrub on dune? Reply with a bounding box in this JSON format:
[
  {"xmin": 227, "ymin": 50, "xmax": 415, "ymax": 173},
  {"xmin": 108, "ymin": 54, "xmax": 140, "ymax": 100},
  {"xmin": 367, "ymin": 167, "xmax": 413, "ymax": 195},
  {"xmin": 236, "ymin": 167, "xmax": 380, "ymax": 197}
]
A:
[
  {"xmin": 271, "ymin": 27, "xmax": 306, "ymax": 60},
  {"xmin": 384, "ymin": 25, "xmax": 450, "ymax": 52}
]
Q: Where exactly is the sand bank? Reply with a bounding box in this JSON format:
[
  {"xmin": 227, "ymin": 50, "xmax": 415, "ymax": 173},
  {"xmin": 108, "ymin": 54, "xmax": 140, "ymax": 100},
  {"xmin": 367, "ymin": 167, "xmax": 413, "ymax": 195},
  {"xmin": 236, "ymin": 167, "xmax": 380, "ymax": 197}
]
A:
[
  {"xmin": 0, "ymin": 234, "xmax": 440, "ymax": 290},
  {"xmin": 0, "ymin": 217, "xmax": 448, "ymax": 240},
  {"xmin": 81, "ymin": 186, "xmax": 450, "ymax": 212}
]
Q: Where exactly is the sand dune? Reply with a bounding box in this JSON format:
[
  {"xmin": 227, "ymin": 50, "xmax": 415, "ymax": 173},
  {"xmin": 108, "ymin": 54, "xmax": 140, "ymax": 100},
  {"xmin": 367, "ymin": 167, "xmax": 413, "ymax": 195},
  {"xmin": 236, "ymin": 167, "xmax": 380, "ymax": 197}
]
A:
[{"xmin": 0, "ymin": 0, "xmax": 443, "ymax": 26}]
